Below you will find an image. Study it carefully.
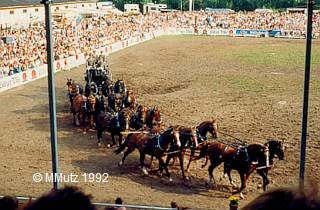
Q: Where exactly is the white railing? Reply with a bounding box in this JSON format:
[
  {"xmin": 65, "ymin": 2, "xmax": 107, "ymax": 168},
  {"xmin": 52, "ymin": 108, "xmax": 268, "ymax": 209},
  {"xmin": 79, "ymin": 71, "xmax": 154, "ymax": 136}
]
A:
[{"xmin": 0, "ymin": 195, "xmax": 177, "ymax": 210}]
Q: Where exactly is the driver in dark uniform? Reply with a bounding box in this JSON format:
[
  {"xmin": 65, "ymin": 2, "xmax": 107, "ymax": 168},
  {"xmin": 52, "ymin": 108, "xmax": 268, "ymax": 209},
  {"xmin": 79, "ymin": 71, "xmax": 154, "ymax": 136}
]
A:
[{"xmin": 86, "ymin": 54, "xmax": 95, "ymax": 68}]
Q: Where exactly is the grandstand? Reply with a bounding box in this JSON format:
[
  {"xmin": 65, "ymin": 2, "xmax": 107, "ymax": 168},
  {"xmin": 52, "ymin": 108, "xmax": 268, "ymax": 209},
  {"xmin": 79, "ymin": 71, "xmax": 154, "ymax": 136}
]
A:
[{"xmin": 0, "ymin": 1, "xmax": 320, "ymax": 208}]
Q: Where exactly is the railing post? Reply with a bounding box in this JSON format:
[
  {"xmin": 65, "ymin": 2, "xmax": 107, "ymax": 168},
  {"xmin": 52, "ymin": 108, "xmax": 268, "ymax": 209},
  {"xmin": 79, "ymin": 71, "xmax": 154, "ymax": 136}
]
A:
[
  {"xmin": 41, "ymin": 0, "xmax": 59, "ymax": 190},
  {"xmin": 299, "ymin": 0, "xmax": 314, "ymax": 189}
]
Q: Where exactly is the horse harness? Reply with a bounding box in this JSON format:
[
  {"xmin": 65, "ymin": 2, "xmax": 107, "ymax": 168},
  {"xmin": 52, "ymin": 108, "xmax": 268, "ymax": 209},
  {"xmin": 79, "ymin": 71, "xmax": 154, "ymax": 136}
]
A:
[
  {"xmin": 143, "ymin": 134, "xmax": 165, "ymax": 151},
  {"xmin": 225, "ymin": 144, "xmax": 270, "ymax": 170},
  {"xmin": 221, "ymin": 144, "xmax": 251, "ymax": 163},
  {"xmin": 179, "ymin": 131, "xmax": 198, "ymax": 149},
  {"xmin": 114, "ymin": 112, "xmax": 121, "ymax": 128},
  {"xmin": 235, "ymin": 146, "xmax": 251, "ymax": 163},
  {"xmin": 143, "ymin": 132, "xmax": 179, "ymax": 155},
  {"xmin": 195, "ymin": 128, "xmax": 207, "ymax": 145}
]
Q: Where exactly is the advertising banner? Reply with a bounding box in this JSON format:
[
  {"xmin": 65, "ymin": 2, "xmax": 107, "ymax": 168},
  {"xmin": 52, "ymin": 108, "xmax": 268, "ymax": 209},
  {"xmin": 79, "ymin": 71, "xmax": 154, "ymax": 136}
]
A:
[
  {"xmin": 207, "ymin": 29, "xmax": 229, "ymax": 36},
  {"xmin": 235, "ymin": 29, "xmax": 269, "ymax": 37}
]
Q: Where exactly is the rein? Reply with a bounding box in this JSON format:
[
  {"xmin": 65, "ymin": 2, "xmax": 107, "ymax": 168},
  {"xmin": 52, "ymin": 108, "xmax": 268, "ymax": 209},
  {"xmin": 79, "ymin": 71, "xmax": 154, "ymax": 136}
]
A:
[
  {"xmin": 164, "ymin": 150, "xmax": 181, "ymax": 155},
  {"xmin": 218, "ymin": 130, "xmax": 247, "ymax": 145},
  {"xmin": 256, "ymin": 165, "xmax": 272, "ymax": 170}
]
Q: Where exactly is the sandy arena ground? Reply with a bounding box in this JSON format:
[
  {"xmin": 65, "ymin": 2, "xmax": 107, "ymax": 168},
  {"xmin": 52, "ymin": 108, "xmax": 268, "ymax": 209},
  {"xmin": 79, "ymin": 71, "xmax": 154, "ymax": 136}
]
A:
[{"xmin": 0, "ymin": 36, "xmax": 319, "ymax": 209}]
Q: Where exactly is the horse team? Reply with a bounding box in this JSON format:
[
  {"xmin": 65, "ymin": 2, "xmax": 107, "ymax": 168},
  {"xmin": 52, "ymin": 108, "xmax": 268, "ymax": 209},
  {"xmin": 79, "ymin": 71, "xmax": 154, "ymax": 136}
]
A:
[{"xmin": 65, "ymin": 61, "xmax": 286, "ymax": 199}]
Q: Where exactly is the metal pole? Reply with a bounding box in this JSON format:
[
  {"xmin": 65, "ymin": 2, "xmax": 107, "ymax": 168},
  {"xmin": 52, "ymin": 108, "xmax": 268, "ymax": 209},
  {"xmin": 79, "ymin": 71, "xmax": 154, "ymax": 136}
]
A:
[
  {"xmin": 0, "ymin": 196, "xmax": 176, "ymax": 210},
  {"xmin": 299, "ymin": 0, "xmax": 314, "ymax": 189},
  {"xmin": 41, "ymin": 0, "xmax": 60, "ymax": 190}
]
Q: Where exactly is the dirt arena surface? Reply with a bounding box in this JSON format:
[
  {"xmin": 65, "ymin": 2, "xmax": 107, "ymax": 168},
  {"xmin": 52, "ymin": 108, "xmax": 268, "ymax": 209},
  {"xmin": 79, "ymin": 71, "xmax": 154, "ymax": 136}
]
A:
[{"xmin": 0, "ymin": 36, "xmax": 319, "ymax": 209}]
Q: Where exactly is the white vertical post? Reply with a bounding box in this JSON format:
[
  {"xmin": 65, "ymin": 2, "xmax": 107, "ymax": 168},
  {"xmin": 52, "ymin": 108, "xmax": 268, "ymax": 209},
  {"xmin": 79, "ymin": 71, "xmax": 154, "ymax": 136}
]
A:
[{"xmin": 189, "ymin": 0, "xmax": 192, "ymax": 11}]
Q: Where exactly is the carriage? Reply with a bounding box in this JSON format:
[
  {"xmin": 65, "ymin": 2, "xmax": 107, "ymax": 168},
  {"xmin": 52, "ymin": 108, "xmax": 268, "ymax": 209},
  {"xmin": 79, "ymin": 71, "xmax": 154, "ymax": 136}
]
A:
[
  {"xmin": 84, "ymin": 67, "xmax": 112, "ymax": 96},
  {"xmin": 84, "ymin": 52, "xmax": 114, "ymax": 96}
]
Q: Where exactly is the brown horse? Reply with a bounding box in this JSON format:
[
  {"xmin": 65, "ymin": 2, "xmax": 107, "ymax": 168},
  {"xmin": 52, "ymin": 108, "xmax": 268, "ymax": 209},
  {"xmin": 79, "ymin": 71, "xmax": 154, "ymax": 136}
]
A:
[
  {"xmin": 114, "ymin": 128, "xmax": 181, "ymax": 181},
  {"xmin": 185, "ymin": 119, "xmax": 219, "ymax": 172},
  {"xmin": 66, "ymin": 78, "xmax": 83, "ymax": 112},
  {"xmin": 72, "ymin": 94, "xmax": 86, "ymax": 126},
  {"xmin": 211, "ymin": 139, "xmax": 286, "ymax": 192},
  {"xmin": 162, "ymin": 126, "xmax": 198, "ymax": 179},
  {"xmin": 129, "ymin": 104, "xmax": 149, "ymax": 130},
  {"xmin": 146, "ymin": 106, "xmax": 162, "ymax": 128},
  {"xmin": 114, "ymin": 93, "xmax": 124, "ymax": 112},
  {"xmin": 122, "ymin": 90, "xmax": 137, "ymax": 110},
  {"xmin": 256, "ymin": 139, "xmax": 285, "ymax": 191},
  {"xmin": 137, "ymin": 104, "xmax": 149, "ymax": 123},
  {"xmin": 83, "ymin": 94, "xmax": 97, "ymax": 131},
  {"xmin": 96, "ymin": 108, "xmax": 131, "ymax": 147},
  {"xmin": 197, "ymin": 141, "xmax": 269, "ymax": 198}
]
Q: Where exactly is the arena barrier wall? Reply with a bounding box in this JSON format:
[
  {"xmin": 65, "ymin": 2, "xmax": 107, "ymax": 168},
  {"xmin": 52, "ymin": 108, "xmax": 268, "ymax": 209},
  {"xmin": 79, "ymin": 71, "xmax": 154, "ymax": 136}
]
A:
[{"xmin": 0, "ymin": 27, "xmax": 308, "ymax": 93}]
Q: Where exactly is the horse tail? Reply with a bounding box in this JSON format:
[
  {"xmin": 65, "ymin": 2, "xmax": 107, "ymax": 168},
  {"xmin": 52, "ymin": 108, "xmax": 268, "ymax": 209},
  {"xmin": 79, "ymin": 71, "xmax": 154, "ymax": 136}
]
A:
[{"xmin": 114, "ymin": 135, "xmax": 129, "ymax": 154}]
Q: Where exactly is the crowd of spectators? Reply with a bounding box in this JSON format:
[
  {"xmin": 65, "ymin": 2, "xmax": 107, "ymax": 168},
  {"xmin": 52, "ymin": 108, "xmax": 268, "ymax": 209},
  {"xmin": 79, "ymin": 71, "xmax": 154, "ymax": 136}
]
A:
[{"xmin": 1, "ymin": 11, "xmax": 320, "ymax": 79}]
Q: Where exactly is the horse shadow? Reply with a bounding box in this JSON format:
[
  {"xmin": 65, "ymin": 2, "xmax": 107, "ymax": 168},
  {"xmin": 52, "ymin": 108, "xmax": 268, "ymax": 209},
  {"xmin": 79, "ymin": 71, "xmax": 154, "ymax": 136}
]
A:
[
  {"xmin": 10, "ymin": 108, "xmax": 76, "ymax": 134},
  {"xmin": 14, "ymin": 86, "xmax": 74, "ymax": 115},
  {"xmin": 10, "ymin": 85, "xmax": 92, "ymax": 135},
  {"xmin": 72, "ymin": 151, "xmax": 234, "ymax": 198}
]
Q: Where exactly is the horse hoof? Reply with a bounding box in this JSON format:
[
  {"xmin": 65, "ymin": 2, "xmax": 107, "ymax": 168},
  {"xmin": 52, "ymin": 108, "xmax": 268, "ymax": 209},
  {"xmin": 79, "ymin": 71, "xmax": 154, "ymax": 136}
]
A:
[
  {"xmin": 107, "ymin": 144, "xmax": 111, "ymax": 148},
  {"xmin": 169, "ymin": 178, "xmax": 173, "ymax": 182},
  {"xmin": 257, "ymin": 184, "xmax": 262, "ymax": 189},
  {"xmin": 118, "ymin": 161, "xmax": 123, "ymax": 167},
  {"xmin": 98, "ymin": 143, "xmax": 102, "ymax": 147},
  {"xmin": 240, "ymin": 193, "xmax": 244, "ymax": 199},
  {"xmin": 201, "ymin": 165, "xmax": 205, "ymax": 168},
  {"xmin": 83, "ymin": 131, "xmax": 87, "ymax": 134},
  {"xmin": 184, "ymin": 176, "xmax": 190, "ymax": 181}
]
